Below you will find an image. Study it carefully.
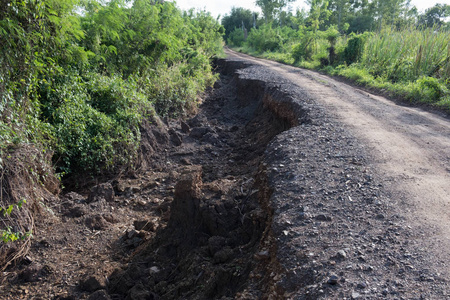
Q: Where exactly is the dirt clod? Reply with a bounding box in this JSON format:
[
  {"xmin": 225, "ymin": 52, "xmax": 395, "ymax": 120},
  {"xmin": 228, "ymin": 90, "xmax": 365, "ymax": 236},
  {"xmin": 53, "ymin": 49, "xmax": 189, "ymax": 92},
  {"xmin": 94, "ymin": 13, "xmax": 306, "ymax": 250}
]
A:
[
  {"xmin": 88, "ymin": 183, "xmax": 115, "ymax": 203},
  {"xmin": 79, "ymin": 274, "xmax": 106, "ymax": 292}
]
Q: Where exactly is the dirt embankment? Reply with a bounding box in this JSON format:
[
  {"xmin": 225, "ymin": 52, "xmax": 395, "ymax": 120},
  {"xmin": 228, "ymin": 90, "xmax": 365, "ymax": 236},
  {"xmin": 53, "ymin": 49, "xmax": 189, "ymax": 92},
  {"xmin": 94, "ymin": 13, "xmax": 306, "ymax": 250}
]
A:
[{"xmin": 2, "ymin": 53, "xmax": 449, "ymax": 300}]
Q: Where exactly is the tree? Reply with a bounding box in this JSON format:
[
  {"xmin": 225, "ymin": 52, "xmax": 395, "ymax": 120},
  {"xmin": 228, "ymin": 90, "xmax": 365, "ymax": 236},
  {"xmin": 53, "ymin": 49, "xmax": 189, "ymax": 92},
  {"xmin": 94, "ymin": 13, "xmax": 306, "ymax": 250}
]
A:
[
  {"xmin": 255, "ymin": 0, "xmax": 295, "ymax": 23},
  {"xmin": 326, "ymin": 0, "xmax": 351, "ymax": 32},
  {"xmin": 306, "ymin": 0, "xmax": 331, "ymax": 32},
  {"xmin": 418, "ymin": 4, "xmax": 450, "ymax": 28},
  {"xmin": 372, "ymin": 0, "xmax": 413, "ymax": 31},
  {"xmin": 221, "ymin": 7, "xmax": 256, "ymax": 39}
]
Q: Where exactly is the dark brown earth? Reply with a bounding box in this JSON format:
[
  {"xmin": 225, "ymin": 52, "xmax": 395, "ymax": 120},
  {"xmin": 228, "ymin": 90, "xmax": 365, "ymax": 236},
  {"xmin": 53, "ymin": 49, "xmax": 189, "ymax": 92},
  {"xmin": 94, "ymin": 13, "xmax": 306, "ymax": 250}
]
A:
[{"xmin": 1, "ymin": 50, "xmax": 450, "ymax": 299}]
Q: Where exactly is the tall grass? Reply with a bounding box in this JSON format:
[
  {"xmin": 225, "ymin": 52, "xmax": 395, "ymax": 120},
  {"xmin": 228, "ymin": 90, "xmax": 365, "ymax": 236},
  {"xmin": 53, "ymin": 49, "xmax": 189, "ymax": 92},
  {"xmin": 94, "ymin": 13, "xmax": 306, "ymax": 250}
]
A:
[
  {"xmin": 362, "ymin": 27, "xmax": 450, "ymax": 82},
  {"xmin": 230, "ymin": 25, "xmax": 450, "ymax": 110}
]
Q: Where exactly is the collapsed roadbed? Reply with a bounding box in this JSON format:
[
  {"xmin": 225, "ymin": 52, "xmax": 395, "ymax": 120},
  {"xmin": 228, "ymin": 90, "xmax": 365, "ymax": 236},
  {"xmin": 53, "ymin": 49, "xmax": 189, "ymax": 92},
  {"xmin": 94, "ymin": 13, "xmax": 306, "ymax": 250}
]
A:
[
  {"xmin": 3, "ymin": 56, "xmax": 448, "ymax": 299},
  {"xmin": 107, "ymin": 57, "xmax": 448, "ymax": 299}
]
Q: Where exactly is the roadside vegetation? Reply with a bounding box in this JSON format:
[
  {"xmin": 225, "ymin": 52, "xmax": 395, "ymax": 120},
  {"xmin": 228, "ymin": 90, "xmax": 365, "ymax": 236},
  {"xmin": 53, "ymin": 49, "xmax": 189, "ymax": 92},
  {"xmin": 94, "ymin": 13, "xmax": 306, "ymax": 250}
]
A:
[
  {"xmin": 1, "ymin": 0, "xmax": 224, "ymax": 178},
  {"xmin": 223, "ymin": 1, "xmax": 450, "ymax": 110},
  {"xmin": 0, "ymin": 0, "xmax": 223, "ymax": 260}
]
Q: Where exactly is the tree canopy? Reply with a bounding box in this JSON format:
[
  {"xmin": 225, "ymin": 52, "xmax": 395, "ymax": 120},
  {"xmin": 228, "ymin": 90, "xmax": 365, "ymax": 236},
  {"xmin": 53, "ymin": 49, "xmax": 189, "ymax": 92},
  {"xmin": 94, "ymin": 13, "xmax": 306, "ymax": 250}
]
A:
[{"xmin": 255, "ymin": 0, "xmax": 296, "ymax": 23}]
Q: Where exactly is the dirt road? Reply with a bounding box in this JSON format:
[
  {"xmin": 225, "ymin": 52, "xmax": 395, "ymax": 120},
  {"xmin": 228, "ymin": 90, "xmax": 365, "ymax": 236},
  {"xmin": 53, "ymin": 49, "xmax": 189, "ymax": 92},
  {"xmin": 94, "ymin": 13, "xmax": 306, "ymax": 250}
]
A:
[{"xmin": 226, "ymin": 48, "xmax": 450, "ymax": 298}]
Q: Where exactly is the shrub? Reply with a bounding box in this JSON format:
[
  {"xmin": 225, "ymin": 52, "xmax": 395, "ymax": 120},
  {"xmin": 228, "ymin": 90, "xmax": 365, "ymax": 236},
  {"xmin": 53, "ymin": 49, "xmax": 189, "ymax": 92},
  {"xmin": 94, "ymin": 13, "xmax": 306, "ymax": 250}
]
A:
[
  {"xmin": 292, "ymin": 42, "xmax": 310, "ymax": 63},
  {"xmin": 227, "ymin": 28, "xmax": 246, "ymax": 47},
  {"xmin": 324, "ymin": 27, "xmax": 340, "ymax": 65},
  {"xmin": 246, "ymin": 24, "xmax": 283, "ymax": 52},
  {"xmin": 413, "ymin": 76, "xmax": 449, "ymax": 102},
  {"xmin": 39, "ymin": 72, "xmax": 148, "ymax": 176},
  {"xmin": 343, "ymin": 33, "xmax": 368, "ymax": 65}
]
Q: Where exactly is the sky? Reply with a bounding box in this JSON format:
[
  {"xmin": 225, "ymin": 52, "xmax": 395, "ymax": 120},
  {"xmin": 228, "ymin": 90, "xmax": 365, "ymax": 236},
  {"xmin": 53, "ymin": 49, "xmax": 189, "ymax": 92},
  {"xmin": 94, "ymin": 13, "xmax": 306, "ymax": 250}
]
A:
[{"xmin": 172, "ymin": 0, "xmax": 446, "ymax": 20}]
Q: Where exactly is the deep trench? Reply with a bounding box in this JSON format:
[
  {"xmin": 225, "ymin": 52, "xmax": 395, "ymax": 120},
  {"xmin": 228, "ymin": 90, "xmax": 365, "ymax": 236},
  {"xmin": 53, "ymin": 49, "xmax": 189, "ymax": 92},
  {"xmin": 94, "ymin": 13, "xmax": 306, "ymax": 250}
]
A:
[{"xmin": 107, "ymin": 59, "xmax": 307, "ymax": 299}]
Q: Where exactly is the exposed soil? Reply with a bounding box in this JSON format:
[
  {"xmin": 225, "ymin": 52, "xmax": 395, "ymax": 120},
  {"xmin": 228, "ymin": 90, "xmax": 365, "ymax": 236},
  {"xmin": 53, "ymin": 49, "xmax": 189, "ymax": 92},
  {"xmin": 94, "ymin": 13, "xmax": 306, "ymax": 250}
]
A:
[{"xmin": 1, "ymin": 49, "xmax": 449, "ymax": 300}]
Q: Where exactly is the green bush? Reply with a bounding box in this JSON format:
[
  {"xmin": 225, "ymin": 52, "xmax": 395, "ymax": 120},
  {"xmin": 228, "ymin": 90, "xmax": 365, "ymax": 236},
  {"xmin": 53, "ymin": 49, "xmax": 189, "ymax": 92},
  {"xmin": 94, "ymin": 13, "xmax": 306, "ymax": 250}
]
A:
[
  {"xmin": 39, "ymin": 72, "xmax": 149, "ymax": 176},
  {"xmin": 292, "ymin": 42, "xmax": 309, "ymax": 63},
  {"xmin": 227, "ymin": 28, "xmax": 246, "ymax": 47},
  {"xmin": 413, "ymin": 76, "xmax": 448, "ymax": 102},
  {"xmin": 246, "ymin": 24, "xmax": 283, "ymax": 52},
  {"xmin": 343, "ymin": 33, "xmax": 368, "ymax": 65}
]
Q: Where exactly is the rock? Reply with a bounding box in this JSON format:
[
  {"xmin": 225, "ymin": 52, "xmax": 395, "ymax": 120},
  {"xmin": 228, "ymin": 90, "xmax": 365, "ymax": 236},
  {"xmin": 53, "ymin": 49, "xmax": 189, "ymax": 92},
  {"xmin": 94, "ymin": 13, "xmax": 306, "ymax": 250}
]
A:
[
  {"xmin": 64, "ymin": 205, "xmax": 87, "ymax": 218},
  {"xmin": 315, "ymin": 214, "xmax": 332, "ymax": 222},
  {"xmin": 375, "ymin": 214, "xmax": 385, "ymax": 220},
  {"xmin": 134, "ymin": 220, "xmax": 157, "ymax": 232},
  {"xmin": 19, "ymin": 263, "xmax": 42, "ymax": 282},
  {"xmin": 169, "ymin": 128, "xmax": 183, "ymax": 146},
  {"xmin": 149, "ymin": 266, "xmax": 160, "ymax": 274},
  {"xmin": 187, "ymin": 114, "xmax": 207, "ymax": 128},
  {"xmin": 103, "ymin": 213, "xmax": 120, "ymax": 224},
  {"xmin": 88, "ymin": 183, "xmax": 114, "ymax": 203},
  {"xmin": 180, "ymin": 120, "xmax": 190, "ymax": 133},
  {"xmin": 327, "ymin": 274, "xmax": 339, "ymax": 285},
  {"xmin": 80, "ymin": 275, "xmax": 105, "ymax": 292},
  {"xmin": 87, "ymin": 290, "xmax": 111, "ymax": 300},
  {"xmin": 127, "ymin": 237, "xmax": 143, "ymax": 248},
  {"xmin": 357, "ymin": 282, "xmax": 368, "ymax": 289},
  {"xmin": 137, "ymin": 200, "xmax": 147, "ymax": 206},
  {"xmin": 189, "ymin": 127, "xmax": 210, "ymax": 139},
  {"xmin": 115, "ymin": 180, "xmax": 127, "ymax": 193},
  {"xmin": 351, "ymin": 291, "xmax": 361, "ymax": 299},
  {"xmin": 127, "ymin": 282, "xmax": 153, "ymax": 300},
  {"xmin": 202, "ymin": 132, "xmax": 220, "ymax": 145},
  {"xmin": 127, "ymin": 229, "xmax": 140, "ymax": 239},
  {"xmin": 336, "ymin": 250, "xmax": 347, "ymax": 260},
  {"xmin": 255, "ymin": 250, "xmax": 270, "ymax": 260},
  {"xmin": 180, "ymin": 157, "xmax": 192, "ymax": 165},
  {"xmin": 85, "ymin": 215, "xmax": 109, "ymax": 230},
  {"xmin": 64, "ymin": 192, "xmax": 86, "ymax": 203},
  {"xmin": 213, "ymin": 247, "xmax": 233, "ymax": 264}
]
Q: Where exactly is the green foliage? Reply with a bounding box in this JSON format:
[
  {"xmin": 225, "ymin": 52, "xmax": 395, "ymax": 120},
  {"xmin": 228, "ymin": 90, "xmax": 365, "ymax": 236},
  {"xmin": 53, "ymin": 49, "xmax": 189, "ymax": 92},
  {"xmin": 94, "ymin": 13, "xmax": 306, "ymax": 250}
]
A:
[
  {"xmin": 246, "ymin": 24, "xmax": 283, "ymax": 52},
  {"xmin": 222, "ymin": 7, "xmax": 256, "ymax": 40},
  {"xmin": 306, "ymin": 0, "xmax": 331, "ymax": 32},
  {"xmin": 418, "ymin": 4, "xmax": 450, "ymax": 29},
  {"xmin": 256, "ymin": 0, "xmax": 295, "ymax": 23},
  {"xmin": 291, "ymin": 29, "xmax": 328, "ymax": 63},
  {"xmin": 362, "ymin": 27, "xmax": 450, "ymax": 82},
  {"xmin": 343, "ymin": 33, "xmax": 369, "ymax": 65},
  {"xmin": 323, "ymin": 26, "xmax": 340, "ymax": 65},
  {"xmin": 225, "ymin": 0, "xmax": 450, "ymax": 111},
  {"xmin": 39, "ymin": 72, "xmax": 147, "ymax": 175},
  {"xmin": 336, "ymin": 64, "xmax": 375, "ymax": 84},
  {"xmin": 227, "ymin": 29, "xmax": 246, "ymax": 47},
  {"xmin": 1, "ymin": 0, "xmax": 224, "ymax": 179},
  {"xmin": 262, "ymin": 51, "xmax": 295, "ymax": 64},
  {"xmin": 292, "ymin": 39, "xmax": 312, "ymax": 63},
  {"xmin": 413, "ymin": 77, "xmax": 449, "ymax": 102},
  {"xmin": 0, "ymin": 199, "xmax": 30, "ymax": 243}
]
